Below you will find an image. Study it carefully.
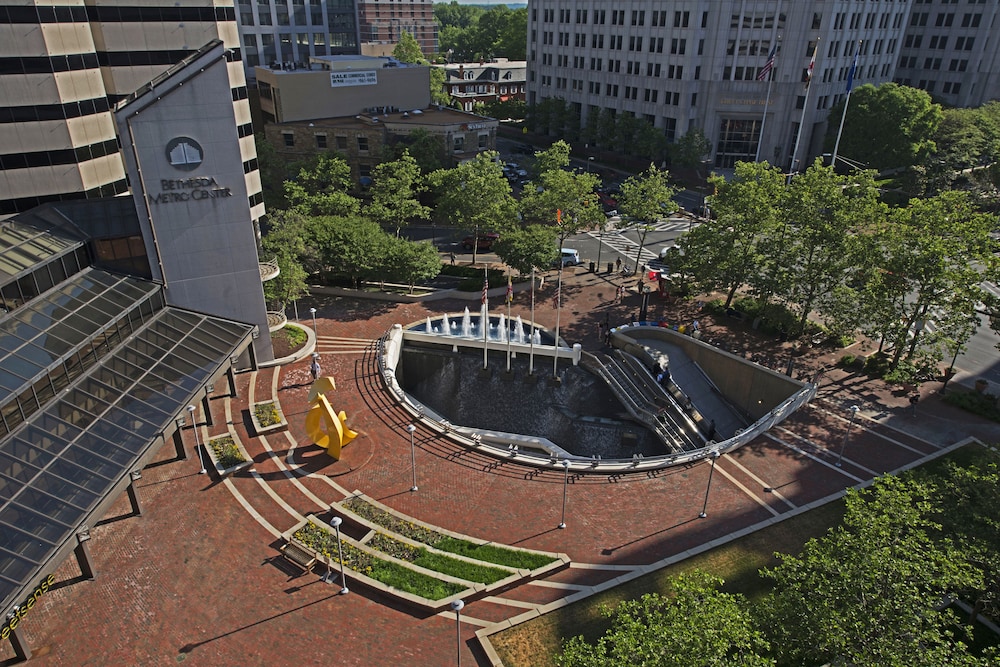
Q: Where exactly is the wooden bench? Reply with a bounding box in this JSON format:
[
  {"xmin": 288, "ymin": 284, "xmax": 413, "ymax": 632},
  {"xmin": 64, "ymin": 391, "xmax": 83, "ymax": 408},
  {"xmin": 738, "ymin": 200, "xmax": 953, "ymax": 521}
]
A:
[{"xmin": 279, "ymin": 541, "xmax": 317, "ymax": 572}]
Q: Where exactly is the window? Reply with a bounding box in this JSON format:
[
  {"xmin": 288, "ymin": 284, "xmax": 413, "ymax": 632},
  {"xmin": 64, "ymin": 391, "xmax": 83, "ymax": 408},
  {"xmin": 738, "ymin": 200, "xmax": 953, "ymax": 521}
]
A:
[
  {"xmin": 935, "ymin": 12, "xmax": 954, "ymax": 26},
  {"xmin": 674, "ymin": 10, "xmax": 689, "ymax": 27},
  {"xmin": 357, "ymin": 136, "xmax": 369, "ymax": 152},
  {"xmin": 961, "ymin": 13, "xmax": 981, "ymax": 27},
  {"xmin": 929, "ymin": 35, "xmax": 948, "ymax": 49},
  {"xmin": 911, "ymin": 12, "xmax": 928, "ymax": 26},
  {"xmin": 478, "ymin": 133, "xmax": 488, "ymax": 150},
  {"xmin": 943, "ymin": 81, "xmax": 962, "ymax": 94},
  {"xmin": 453, "ymin": 136, "xmax": 464, "ymax": 152},
  {"xmin": 315, "ymin": 134, "xmax": 327, "ymax": 149},
  {"xmin": 282, "ymin": 133, "xmax": 294, "ymax": 147},
  {"xmin": 671, "ymin": 39, "xmax": 686, "ymax": 55}
]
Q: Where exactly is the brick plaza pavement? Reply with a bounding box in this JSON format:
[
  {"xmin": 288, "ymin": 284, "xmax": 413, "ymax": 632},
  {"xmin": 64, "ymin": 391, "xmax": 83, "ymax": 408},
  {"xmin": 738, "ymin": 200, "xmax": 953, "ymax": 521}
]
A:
[{"xmin": 6, "ymin": 266, "xmax": 997, "ymax": 666}]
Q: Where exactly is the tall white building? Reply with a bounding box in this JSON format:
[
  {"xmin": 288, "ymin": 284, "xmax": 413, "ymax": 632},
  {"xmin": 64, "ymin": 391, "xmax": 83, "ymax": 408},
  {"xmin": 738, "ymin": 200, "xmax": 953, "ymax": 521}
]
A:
[{"xmin": 526, "ymin": 1, "xmax": 996, "ymax": 170}]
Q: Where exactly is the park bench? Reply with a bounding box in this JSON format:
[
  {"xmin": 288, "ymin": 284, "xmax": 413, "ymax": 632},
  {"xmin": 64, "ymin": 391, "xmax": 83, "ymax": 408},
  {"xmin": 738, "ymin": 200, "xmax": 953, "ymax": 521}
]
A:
[{"xmin": 279, "ymin": 540, "xmax": 317, "ymax": 572}]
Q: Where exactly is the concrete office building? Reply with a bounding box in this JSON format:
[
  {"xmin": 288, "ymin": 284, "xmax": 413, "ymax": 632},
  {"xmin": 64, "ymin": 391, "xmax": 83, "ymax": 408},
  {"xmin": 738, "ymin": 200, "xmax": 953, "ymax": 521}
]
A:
[
  {"xmin": 1, "ymin": 40, "xmax": 276, "ymax": 661},
  {"xmin": 233, "ymin": 0, "xmax": 361, "ymax": 82},
  {"xmin": 893, "ymin": 1, "xmax": 1000, "ymax": 108},
  {"xmin": 525, "ymin": 1, "xmax": 968, "ymax": 170},
  {"xmin": 1, "ymin": 0, "xmax": 263, "ymax": 224}
]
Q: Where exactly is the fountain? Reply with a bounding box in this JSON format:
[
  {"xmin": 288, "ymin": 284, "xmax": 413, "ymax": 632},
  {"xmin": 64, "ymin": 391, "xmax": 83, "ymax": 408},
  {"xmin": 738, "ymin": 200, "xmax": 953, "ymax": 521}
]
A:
[
  {"xmin": 442, "ymin": 313, "xmax": 452, "ymax": 334},
  {"xmin": 514, "ymin": 316, "xmax": 525, "ymax": 344},
  {"xmin": 461, "ymin": 308, "xmax": 472, "ymax": 337},
  {"xmin": 497, "ymin": 313, "xmax": 507, "ymax": 342},
  {"xmin": 425, "ymin": 316, "xmax": 434, "ymax": 334}
]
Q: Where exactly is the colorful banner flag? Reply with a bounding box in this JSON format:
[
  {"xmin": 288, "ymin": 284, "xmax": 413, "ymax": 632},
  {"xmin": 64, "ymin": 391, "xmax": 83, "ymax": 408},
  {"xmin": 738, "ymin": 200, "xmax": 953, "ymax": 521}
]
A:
[
  {"xmin": 506, "ymin": 274, "xmax": 513, "ymax": 303},
  {"xmin": 804, "ymin": 44, "xmax": 817, "ymax": 89},
  {"xmin": 757, "ymin": 46, "xmax": 776, "ymax": 81},
  {"xmin": 481, "ymin": 271, "xmax": 489, "ymax": 305},
  {"xmin": 846, "ymin": 50, "xmax": 859, "ymax": 92}
]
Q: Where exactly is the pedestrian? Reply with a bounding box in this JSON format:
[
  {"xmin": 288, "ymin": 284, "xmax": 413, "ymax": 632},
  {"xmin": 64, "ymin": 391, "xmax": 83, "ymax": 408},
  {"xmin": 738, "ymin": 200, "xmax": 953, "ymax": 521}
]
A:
[
  {"xmin": 310, "ymin": 354, "xmax": 321, "ymax": 380},
  {"xmin": 616, "ymin": 257, "xmax": 622, "ymax": 273},
  {"xmin": 449, "ymin": 251, "xmax": 456, "ymax": 265},
  {"xmin": 909, "ymin": 393, "xmax": 919, "ymax": 416},
  {"xmin": 604, "ymin": 326, "xmax": 612, "ymax": 346},
  {"xmin": 597, "ymin": 320, "xmax": 606, "ymax": 341}
]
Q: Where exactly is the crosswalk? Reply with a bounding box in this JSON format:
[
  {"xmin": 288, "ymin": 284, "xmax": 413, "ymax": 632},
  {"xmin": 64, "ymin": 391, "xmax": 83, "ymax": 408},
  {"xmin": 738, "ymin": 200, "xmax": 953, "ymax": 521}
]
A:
[{"xmin": 587, "ymin": 229, "xmax": 660, "ymax": 266}]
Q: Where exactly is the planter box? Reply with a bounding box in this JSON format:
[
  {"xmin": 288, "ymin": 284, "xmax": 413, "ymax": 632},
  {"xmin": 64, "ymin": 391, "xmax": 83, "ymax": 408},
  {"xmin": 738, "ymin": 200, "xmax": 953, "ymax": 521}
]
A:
[
  {"xmin": 250, "ymin": 399, "xmax": 288, "ymax": 436},
  {"xmin": 280, "ymin": 515, "xmax": 478, "ymax": 612},
  {"xmin": 204, "ymin": 429, "xmax": 253, "ymax": 477},
  {"xmin": 335, "ymin": 491, "xmax": 570, "ymax": 581}
]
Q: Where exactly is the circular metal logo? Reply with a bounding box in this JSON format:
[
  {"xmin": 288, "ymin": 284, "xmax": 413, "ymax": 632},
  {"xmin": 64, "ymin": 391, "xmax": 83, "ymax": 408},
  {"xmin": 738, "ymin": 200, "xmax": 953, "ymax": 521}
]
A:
[{"xmin": 165, "ymin": 136, "xmax": 203, "ymax": 171}]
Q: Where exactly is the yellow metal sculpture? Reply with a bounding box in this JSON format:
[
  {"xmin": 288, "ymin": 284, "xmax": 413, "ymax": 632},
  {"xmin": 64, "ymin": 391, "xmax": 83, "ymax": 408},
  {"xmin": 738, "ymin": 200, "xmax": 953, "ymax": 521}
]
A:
[{"xmin": 305, "ymin": 376, "xmax": 357, "ymax": 459}]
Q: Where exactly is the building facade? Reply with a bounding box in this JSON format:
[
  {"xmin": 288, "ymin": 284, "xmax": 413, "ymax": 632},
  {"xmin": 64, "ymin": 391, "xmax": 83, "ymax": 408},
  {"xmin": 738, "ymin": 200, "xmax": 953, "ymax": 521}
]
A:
[
  {"xmin": 357, "ymin": 0, "xmax": 437, "ymax": 56},
  {"xmin": 233, "ymin": 0, "xmax": 361, "ymax": 82},
  {"xmin": 526, "ymin": 1, "xmax": 996, "ymax": 171},
  {"xmin": 1, "ymin": 0, "xmax": 263, "ymax": 222},
  {"xmin": 893, "ymin": 1, "xmax": 1000, "ymax": 108},
  {"xmin": 440, "ymin": 60, "xmax": 527, "ymax": 112}
]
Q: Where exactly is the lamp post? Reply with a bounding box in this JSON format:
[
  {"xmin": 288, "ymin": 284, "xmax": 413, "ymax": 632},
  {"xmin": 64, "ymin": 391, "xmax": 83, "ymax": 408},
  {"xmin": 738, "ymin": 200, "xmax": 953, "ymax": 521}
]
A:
[
  {"xmin": 186, "ymin": 405, "xmax": 206, "ymax": 474},
  {"xmin": 450, "ymin": 599, "xmax": 465, "ymax": 667},
  {"xmin": 836, "ymin": 405, "xmax": 861, "ymax": 468},
  {"xmin": 558, "ymin": 459, "xmax": 570, "ymax": 529},
  {"xmin": 699, "ymin": 450, "xmax": 721, "ymax": 518},
  {"xmin": 406, "ymin": 423, "xmax": 418, "ymax": 492},
  {"xmin": 328, "ymin": 516, "xmax": 349, "ymax": 595},
  {"xmin": 587, "ymin": 156, "xmax": 594, "ymax": 173},
  {"xmin": 309, "ymin": 307, "xmax": 318, "ymax": 338}
]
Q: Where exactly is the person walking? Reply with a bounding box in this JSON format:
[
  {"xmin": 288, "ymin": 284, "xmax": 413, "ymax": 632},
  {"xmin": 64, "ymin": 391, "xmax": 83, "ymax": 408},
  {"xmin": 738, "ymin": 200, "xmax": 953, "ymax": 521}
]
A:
[
  {"xmin": 616, "ymin": 257, "xmax": 622, "ymax": 274},
  {"xmin": 310, "ymin": 354, "xmax": 321, "ymax": 381}
]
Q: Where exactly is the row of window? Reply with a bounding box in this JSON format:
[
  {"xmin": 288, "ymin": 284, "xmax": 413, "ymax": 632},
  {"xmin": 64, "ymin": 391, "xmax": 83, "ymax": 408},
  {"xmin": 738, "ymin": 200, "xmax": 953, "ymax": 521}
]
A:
[
  {"xmin": 0, "ymin": 138, "xmax": 119, "ymax": 171},
  {"xmin": 899, "ymin": 56, "xmax": 969, "ymax": 71},
  {"xmin": 910, "ymin": 11, "xmax": 982, "ymax": 26},
  {"xmin": 538, "ymin": 8, "xmax": 705, "ymax": 29},
  {"xmin": 0, "ymin": 4, "xmax": 234, "ymax": 23},
  {"xmin": 0, "ymin": 97, "xmax": 111, "ymax": 124},
  {"xmin": 0, "ymin": 179, "xmax": 129, "ymax": 216},
  {"xmin": 903, "ymin": 33, "xmax": 977, "ymax": 50}
]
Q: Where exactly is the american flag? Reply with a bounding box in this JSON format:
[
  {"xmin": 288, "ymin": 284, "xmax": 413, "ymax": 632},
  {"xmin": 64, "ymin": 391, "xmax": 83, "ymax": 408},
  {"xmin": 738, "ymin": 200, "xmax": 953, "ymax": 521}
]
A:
[
  {"xmin": 481, "ymin": 271, "xmax": 489, "ymax": 305},
  {"xmin": 506, "ymin": 274, "xmax": 513, "ymax": 303},
  {"xmin": 552, "ymin": 282, "xmax": 561, "ymax": 309},
  {"xmin": 757, "ymin": 46, "xmax": 776, "ymax": 81},
  {"xmin": 804, "ymin": 43, "xmax": 817, "ymax": 89}
]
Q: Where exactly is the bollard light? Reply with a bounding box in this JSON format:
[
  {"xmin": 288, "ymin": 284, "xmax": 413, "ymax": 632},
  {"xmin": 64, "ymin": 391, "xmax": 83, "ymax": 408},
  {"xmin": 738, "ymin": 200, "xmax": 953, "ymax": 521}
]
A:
[
  {"xmin": 451, "ymin": 598, "xmax": 465, "ymax": 667},
  {"xmin": 187, "ymin": 405, "xmax": 206, "ymax": 474},
  {"xmin": 329, "ymin": 516, "xmax": 349, "ymax": 595},
  {"xmin": 406, "ymin": 424, "xmax": 418, "ymax": 492},
  {"xmin": 558, "ymin": 459, "xmax": 570, "ymax": 529},
  {"xmin": 699, "ymin": 450, "xmax": 721, "ymax": 518},
  {"xmin": 836, "ymin": 405, "xmax": 861, "ymax": 468}
]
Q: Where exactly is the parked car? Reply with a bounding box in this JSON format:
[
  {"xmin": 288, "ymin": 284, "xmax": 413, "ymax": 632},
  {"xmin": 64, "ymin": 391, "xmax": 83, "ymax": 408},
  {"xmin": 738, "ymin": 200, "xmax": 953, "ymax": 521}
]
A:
[
  {"xmin": 558, "ymin": 248, "xmax": 581, "ymax": 267},
  {"xmin": 462, "ymin": 233, "xmax": 500, "ymax": 251}
]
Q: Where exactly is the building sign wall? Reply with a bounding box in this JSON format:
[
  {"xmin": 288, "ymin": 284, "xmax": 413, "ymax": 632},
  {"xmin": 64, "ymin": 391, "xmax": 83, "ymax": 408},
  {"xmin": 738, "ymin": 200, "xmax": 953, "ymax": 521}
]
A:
[
  {"xmin": 330, "ymin": 70, "xmax": 378, "ymax": 88},
  {"xmin": 1, "ymin": 574, "xmax": 54, "ymax": 640}
]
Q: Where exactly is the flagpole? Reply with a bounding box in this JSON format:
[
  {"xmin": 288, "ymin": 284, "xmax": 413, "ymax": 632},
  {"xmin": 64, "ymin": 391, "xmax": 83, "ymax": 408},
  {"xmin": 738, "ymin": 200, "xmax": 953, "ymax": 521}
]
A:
[
  {"xmin": 529, "ymin": 267, "xmax": 535, "ymax": 375},
  {"xmin": 756, "ymin": 61, "xmax": 775, "ymax": 162},
  {"xmin": 505, "ymin": 269, "xmax": 512, "ymax": 372},
  {"xmin": 790, "ymin": 39, "xmax": 819, "ymax": 182},
  {"xmin": 482, "ymin": 267, "xmax": 489, "ymax": 370},
  {"xmin": 552, "ymin": 266, "xmax": 562, "ymax": 379},
  {"xmin": 832, "ymin": 41, "xmax": 861, "ymax": 168}
]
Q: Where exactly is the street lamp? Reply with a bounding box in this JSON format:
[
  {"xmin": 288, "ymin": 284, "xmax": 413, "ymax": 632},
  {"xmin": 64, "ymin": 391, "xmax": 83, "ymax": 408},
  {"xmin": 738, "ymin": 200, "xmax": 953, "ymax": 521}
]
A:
[
  {"xmin": 558, "ymin": 459, "xmax": 570, "ymax": 529},
  {"xmin": 186, "ymin": 405, "xmax": 206, "ymax": 474},
  {"xmin": 699, "ymin": 450, "xmax": 721, "ymax": 518},
  {"xmin": 450, "ymin": 599, "xmax": 465, "ymax": 667},
  {"xmin": 328, "ymin": 516, "xmax": 349, "ymax": 595},
  {"xmin": 406, "ymin": 424, "xmax": 418, "ymax": 492},
  {"xmin": 587, "ymin": 156, "xmax": 594, "ymax": 173},
  {"xmin": 835, "ymin": 405, "xmax": 861, "ymax": 468},
  {"xmin": 309, "ymin": 307, "xmax": 318, "ymax": 338}
]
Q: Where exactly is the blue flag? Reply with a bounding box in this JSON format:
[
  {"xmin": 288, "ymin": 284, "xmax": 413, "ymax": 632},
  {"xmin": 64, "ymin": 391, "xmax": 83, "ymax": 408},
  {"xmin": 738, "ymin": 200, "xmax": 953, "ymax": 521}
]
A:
[{"xmin": 846, "ymin": 52, "xmax": 859, "ymax": 92}]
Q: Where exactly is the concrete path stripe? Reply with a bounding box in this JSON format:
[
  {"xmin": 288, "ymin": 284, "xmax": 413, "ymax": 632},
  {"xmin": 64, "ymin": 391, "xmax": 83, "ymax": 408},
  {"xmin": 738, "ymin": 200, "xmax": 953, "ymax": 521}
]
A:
[
  {"xmin": 283, "ymin": 430, "xmax": 354, "ymax": 499},
  {"xmin": 482, "ymin": 597, "xmax": 543, "ymax": 610},
  {"xmin": 768, "ymin": 430, "xmax": 868, "ymax": 482},
  {"xmin": 259, "ymin": 432, "xmax": 332, "ymax": 510},
  {"xmin": 222, "ymin": 476, "xmax": 284, "ymax": 539},
  {"xmin": 715, "ymin": 459, "xmax": 781, "ymax": 516},
  {"xmin": 814, "ymin": 404, "xmax": 929, "ymax": 457},
  {"xmin": 435, "ymin": 610, "xmax": 493, "ymax": 628},
  {"xmin": 723, "ymin": 455, "xmax": 797, "ymax": 510},
  {"xmin": 527, "ymin": 580, "xmax": 590, "ymax": 591},
  {"xmin": 317, "ymin": 336, "xmax": 376, "ymax": 343},
  {"xmin": 569, "ymin": 562, "xmax": 636, "ymax": 571}
]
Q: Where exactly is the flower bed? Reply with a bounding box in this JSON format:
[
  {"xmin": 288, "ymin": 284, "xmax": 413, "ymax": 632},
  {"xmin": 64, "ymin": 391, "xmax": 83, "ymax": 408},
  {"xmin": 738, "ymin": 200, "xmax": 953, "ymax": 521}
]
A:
[
  {"xmin": 342, "ymin": 495, "xmax": 560, "ymax": 571},
  {"xmin": 292, "ymin": 522, "xmax": 468, "ymax": 601},
  {"xmin": 205, "ymin": 431, "xmax": 252, "ymax": 477},
  {"xmin": 250, "ymin": 399, "xmax": 288, "ymax": 435},
  {"xmin": 366, "ymin": 533, "xmax": 513, "ymax": 585}
]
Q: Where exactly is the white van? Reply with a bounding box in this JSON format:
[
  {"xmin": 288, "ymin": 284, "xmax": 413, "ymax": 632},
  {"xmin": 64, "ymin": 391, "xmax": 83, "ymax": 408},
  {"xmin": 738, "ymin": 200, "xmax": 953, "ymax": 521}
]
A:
[{"xmin": 559, "ymin": 248, "xmax": 581, "ymax": 267}]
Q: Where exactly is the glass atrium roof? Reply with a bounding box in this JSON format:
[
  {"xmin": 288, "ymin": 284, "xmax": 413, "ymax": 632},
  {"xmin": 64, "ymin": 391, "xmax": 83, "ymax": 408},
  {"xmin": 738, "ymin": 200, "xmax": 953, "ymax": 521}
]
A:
[
  {"xmin": 0, "ymin": 217, "xmax": 84, "ymax": 284},
  {"xmin": 0, "ymin": 306, "xmax": 253, "ymax": 610}
]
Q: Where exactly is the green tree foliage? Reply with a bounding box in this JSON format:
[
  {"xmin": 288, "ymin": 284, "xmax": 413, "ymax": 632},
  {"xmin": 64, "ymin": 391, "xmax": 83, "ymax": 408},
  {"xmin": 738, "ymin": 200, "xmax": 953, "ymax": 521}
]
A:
[
  {"xmin": 427, "ymin": 151, "xmax": 517, "ymax": 264},
  {"xmin": 557, "ymin": 571, "xmax": 773, "ymax": 667},
  {"xmin": 824, "ymin": 83, "xmax": 942, "ymax": 171},
  {"xmin": 493, "ymin": 224, "xmax": 559, "ymax": 275},
  {"xmin": 435, "ymin": 4, "xmax": 525, "ymax": 62},
  {"xmin": 520, "ymin": 169, "xmax": 603, "ymax": 247},
  {"xmin": 475, "ymin": 98, "xmax": 526, "ymax": 121},
  {"xmin": 283, "ymin": 152, "xmax": 360, "ymax": 217},
  {"xmin": 363, "ymin": 151, "xmax": 429, "ymax": 236},
  {"xmin": 382, "ymin": 128, "xmax": 444, "ymax": 175},
  {"xmin": 531, "ymin": 140, "xmax": 571, "ymax": 180},
  {"xmin": 392, "ymin": 31, "xmax": 424, "ymax": 64},
  {"xmin": 761, "ymin": 476, "xmax": 982, "ymax": 667},
  {"xmin": 679, "ymin": 162, "xmax": 786, "ymax": 308},
  {"xmin": 428, "ymin": 65, "xmax": 451, "ymax": 106},
  {"xmin": 254, "ymin": 136, "xmax": 290, "ymax": 210},
  {"xmin": 260, "ymin": 209, "xmax": 311, "ymax": 310},
  {"xmin": 393, "ymin": 237, "xmax": 441, "ymax": 293},
  {"xmin": 670, "ymin": 128, "xmax": 712, "ymax": 168},
  {"xmin": 304, "ymin": 215, "xmax": 389, "ymax": 288},
  {"xmin": 616, "ymin": 166, "xmax": 678, "ymax": 273}
]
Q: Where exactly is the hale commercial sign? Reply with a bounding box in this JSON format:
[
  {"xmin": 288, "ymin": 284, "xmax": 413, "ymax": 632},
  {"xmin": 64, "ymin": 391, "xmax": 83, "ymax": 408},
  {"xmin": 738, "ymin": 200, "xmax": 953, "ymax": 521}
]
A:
[{"xmin": 330, "ymin": 70, "xmax": 378, "ymax": 88}]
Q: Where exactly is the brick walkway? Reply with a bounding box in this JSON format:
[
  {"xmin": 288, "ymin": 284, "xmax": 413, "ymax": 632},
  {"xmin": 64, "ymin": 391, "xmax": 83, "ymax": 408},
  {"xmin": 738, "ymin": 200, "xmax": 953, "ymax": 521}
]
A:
[{"xmin": 7, "ymin": 267, "xmax": 997, "ymax": 666}]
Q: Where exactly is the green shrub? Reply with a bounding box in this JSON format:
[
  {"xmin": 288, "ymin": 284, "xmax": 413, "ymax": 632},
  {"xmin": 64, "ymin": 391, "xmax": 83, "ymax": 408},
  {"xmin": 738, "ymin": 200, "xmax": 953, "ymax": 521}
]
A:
[
  {"xmin": 839, "ymin": 354, "xmax": 856, "ymax": 368},
  {"xmin": 942, "ymin": 390, "xmax": 1000, "ymax": 422},
  {"xmin": 207, "ymin": 435, "xmax": 246, "ymax": 468},
  {"xmin": 704, "ymin": 299, "xmax": 727, "ymax": 316},
  {"xmin": 865, "ymin": 351, "xmax": 892, "ymax": 376}
]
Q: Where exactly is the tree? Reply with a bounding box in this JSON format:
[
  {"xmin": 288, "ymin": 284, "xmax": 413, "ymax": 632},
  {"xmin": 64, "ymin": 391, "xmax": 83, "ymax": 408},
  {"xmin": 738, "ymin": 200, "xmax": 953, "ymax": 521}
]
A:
[
  {"xmin": 304, "ymin": 215, "xmax": 391, "ymax": 288},
  {"xmin": 255, "ymin": 136, "xmax": 290, "ymax": 210},
  {"xmin": 671, "ymin": 128, "xmax": 712, "ymax": 168},
  {"xmin": 761, "ymin": 476, "xmax": 982, "ymax": 667},
  {"xmin": 616, "ymin": 165, "xmax": 678, "ymax": 274},
  {"xmin": 493, "ymin": 224, "xmax": 559, "ymax": 275},
  {"xmin": 383, "ymin": 129, "xmax": 444, "ymax": 175},
  {"xmin": 678, "ymin": 161, "xmax": 785, "ymax": 308},
  {"xmin": 557, "ymin": 571, "xmax": 773, "ymax": 667},
  {"xmin": 428, "ymin": 65, "xmax": 451, "ymax": 106},
  {"xmin": 284, "ymin": 152, "xmax": 360, "ymax": 217},
  {"xmin": 428, "ymin": 151, "xmax": 518, "ymax": 264},
  {"xmin": 260, "ymin": 209, "xmax": 311, "ymax": 310},
  {"xmin": 364, "ymin": 151, "xmax": 429, "ymax": 236},
  {"xmin": 520, "ymin": 168, "xmax": 603, "ymax": 248},
  {"xmin": 394, "ymin": 237, "xmax": 441, "ymax": 294},
  {"xmin": 777, "ymin": 159, "xmax": 882, "ymax": 336},
  {"xmin": 824, "ymin": 83, "xmax": 942, "ymax": 171},
  {"xmin": 531, "ymin": 140, "xmax": 571, "ymax": 180},
  {"xmin": 392, "ymin": 31, "xmax": 424, "ymax": 64}
]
